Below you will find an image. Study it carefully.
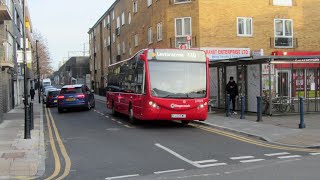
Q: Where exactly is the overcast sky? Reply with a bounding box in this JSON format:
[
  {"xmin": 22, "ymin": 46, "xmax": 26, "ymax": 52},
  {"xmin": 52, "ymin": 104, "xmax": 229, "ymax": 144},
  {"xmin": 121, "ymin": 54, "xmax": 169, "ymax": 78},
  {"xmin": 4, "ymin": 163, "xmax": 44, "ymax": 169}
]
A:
[{"xmin": 28, "ymin": 0, "xmax": 114, "ymax": 70}]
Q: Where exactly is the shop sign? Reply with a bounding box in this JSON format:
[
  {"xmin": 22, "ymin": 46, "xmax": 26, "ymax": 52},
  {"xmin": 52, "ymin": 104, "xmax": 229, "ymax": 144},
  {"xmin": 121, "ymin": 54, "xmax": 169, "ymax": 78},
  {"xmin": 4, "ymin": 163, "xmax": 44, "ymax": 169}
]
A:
[
  {"xmin": 200, "ymin": 47, "xmax": 250, "ymax": 61},
  {"xmin": 252, "ymin": 49, "xmax": 264, "ymax": 57}
]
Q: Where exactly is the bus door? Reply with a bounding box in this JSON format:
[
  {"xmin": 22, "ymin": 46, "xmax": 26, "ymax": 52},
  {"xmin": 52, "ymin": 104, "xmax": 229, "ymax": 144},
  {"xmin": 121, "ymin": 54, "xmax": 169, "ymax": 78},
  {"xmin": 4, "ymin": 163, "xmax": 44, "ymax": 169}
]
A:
[{"xmin": 132, "ymin": 56, "xmax": 146, "ymax": 118}]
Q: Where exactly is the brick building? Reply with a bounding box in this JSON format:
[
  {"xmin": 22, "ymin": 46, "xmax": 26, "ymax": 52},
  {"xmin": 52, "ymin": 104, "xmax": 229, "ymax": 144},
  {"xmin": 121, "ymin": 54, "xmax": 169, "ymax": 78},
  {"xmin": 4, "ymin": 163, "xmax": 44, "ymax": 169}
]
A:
[{"xmin": 89, "ymin": 0, "xmax": 320, "ymax": 95}]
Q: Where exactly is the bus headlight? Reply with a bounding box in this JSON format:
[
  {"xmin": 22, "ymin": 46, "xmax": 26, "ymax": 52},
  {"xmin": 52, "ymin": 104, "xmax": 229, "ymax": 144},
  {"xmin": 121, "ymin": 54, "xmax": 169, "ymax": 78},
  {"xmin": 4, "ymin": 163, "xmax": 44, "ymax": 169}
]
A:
[
  {"xmin": 149, "ymin": 101, "xmax": 159, "ymax": 109},
  {"xmin": 198, "ymin": 104, "xmax": 205, "ymax": 109}
]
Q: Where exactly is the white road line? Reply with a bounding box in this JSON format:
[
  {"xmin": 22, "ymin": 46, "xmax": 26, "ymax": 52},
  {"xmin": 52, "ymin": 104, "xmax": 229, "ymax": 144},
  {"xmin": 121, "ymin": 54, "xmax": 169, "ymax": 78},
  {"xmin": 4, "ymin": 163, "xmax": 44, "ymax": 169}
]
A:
[
  {"xmin": 194, "ymin": 159, "xmax": 218, "ymax": 164},
  {"xmin": 155, "ymin": 143, "xmax": 200, "ymax": 168},
  {"xmin": 117, "ymin": 121, "xmax": 123, "ymax": 124},
  {"xmin": 111, "ymin": 118, "xmax": 116, "ymax": 121},
  {"xmin": 264, "ymin": 152, "xmax": 290, "ymax": 156},
  {"xmin": 198, "ymin": 163, "xmax": 227, "ymax": 168},
  {"xmin": 106, "ymin": 115, "xmax": 109, "ymax": 118},
  {"xmin": 230, "ymin": 156, "xmax": 254, "ymax": 160},
  {"xmin": 105, "ymin": 174, "xmax": 139, "ymax": 180},
  {"xmin": 310, "ymin": 153, "xmax": 320, "ymax": 155},
  {"xmin": 240, "ymin": 159, "xmax": 265, "ymax": 163},
  {"xmin": 124, "ymin": 125, "xmax": 133, "ymax": 128},
  {"xmin": 154, "ymin": 169, "xmax": 185, "ymax": 174},
  {"xmin": 278, "ymin": 155, "xmax": 302, "ymax": 159}
]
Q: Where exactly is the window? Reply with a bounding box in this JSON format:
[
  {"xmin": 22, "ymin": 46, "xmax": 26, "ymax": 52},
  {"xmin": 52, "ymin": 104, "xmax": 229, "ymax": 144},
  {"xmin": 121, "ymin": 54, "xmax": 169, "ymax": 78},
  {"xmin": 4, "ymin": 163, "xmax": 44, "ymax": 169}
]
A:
[
  {"xmin": 122, "ymin": 41, "xmax": 126, "ymax": 54},
  {"xmin": 107, "ymin": 15, "xmax": 110, "ymax": 24},
  {"xmin": 174, "ymin": 0, "xmax": 191, "ymax": 4},
  {"xmin": 117, "ymin": 43, "xmax": 121, "ymax": 55},
  {"xmin": 104, "ymin": 38, "xmax": 107, "ymax": 48},
  {"xmin": 121, "ymin": 12, "xmax": 125, "ymax": 25},
  {"xmin": 108, "ymin": 36, "xmax": 111, "ymax": 46},
  {"xmin": 148, "ymin": 27, "xmax": 153, "ymax": 44},
  {"xmin": 113, "ymin": 32, "xmax": 115, "ymax": 43},
  {"xmin": 175, "ymin": 17, "xmax": 192, "ymax": 47},
  {"xmin": 134, "ymin": 34, "xmax": 138, "ymax": 47},
  {"xmin": 128, "ymin": 13, "xmax": 132, "ymax": 24},
  {"xmin": 274, "ymin": 19, "xmax": 293, "ymax": 48},
  {"xmin": 133, "ymin": 1, "xmax": 138, "ymax": 13},
  {"xmin": 117, "ymin": 16, "xmax": 120, "ymax": 28},
  {"xmin": 129, "ymin": 48, "xmax": 132, "ymax": 55},
  {"xmin": 157, "ymin": 22, "xmax": 162, "ymax": 41},
  {"xmin": 103, "ymin": 18, "xmax": 106, "ymax": 28},
  {"xmin": 147, "ymin": 0, "xmax": 152, "ymax": 7},
  {"xmin": 273, "ymin": 0, "xmax": 292, "ymax": 6},
  {"xmin": 112, "ymin": 10, "xmax": 115, "ymax": 20},
  {"xmin": 237, "ymin": 17, "xmax": 253, "ymax": 36}
]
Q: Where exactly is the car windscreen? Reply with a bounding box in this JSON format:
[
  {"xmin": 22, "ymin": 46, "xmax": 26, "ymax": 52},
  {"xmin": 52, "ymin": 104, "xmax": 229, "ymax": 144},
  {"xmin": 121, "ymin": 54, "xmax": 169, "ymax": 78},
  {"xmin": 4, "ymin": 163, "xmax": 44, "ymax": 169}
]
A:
[
  {"xmin": 48, "ymin": 91, "xmax": 60, "ymax": 96},
  {"xmin": 60, "ymin": 87, "xmax": 83, "ymax": 94}
]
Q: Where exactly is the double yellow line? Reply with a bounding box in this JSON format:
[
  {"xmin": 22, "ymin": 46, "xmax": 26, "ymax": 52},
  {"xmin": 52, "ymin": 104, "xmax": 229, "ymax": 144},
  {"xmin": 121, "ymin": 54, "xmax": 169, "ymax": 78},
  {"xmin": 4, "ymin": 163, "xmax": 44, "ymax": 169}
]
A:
[
  {"xmin": 45, "ymin": 108, "xmax": 71, "ymax": 180},
  {"xmin": 191, "ymin": 123, "xmax": 320, "ymax": 153}
]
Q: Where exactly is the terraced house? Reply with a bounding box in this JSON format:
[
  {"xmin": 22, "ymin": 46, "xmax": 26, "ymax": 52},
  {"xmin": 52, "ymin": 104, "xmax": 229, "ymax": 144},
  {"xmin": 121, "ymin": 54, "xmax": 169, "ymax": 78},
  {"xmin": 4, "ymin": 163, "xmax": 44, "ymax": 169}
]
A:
[
  {"xmin": 89, "ymin": 0, "xmax": 320, "ymax": 104},
  {"xmin": 0, "ymin": 0, "xmax": 33, "ymax": 122}
]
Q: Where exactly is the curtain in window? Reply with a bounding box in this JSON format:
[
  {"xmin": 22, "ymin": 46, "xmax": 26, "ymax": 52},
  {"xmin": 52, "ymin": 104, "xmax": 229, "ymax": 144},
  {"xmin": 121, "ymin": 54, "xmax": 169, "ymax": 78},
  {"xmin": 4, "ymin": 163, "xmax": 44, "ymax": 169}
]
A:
[
  {"xmin": 176, "ymin": 19, "xmax": 182, "ymax": 36},
  {"xmin": 238, "ymin": 18, "xmax": 244, "ymax": 34},
  {"xmin": 275, "ymin": 20, "xmax": 283, "ymax": 36},
  {"xmin": 285, "ymin": 20, "xmax": 292, "ymax": 36},
  {"xmin": 246, "ymin": 18, "xmax": 252, "ymax": 35}
]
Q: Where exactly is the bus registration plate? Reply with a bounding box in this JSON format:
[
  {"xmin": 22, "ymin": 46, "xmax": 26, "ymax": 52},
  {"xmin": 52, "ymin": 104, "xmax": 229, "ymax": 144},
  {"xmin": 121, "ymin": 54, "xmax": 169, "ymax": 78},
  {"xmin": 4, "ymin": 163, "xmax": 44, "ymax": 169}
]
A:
[{"xmin": 171, "ymin": 114, "xmax": 186, "ymax": 118}]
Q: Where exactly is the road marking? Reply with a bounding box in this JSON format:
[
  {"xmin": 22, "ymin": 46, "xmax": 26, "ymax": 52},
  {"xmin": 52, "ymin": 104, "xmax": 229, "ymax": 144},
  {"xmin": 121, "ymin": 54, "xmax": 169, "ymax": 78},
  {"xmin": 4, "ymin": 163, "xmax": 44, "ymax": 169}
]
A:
[
  {"xmin": 191, "ymin": 124, "xmax": 320, "ymax": 153},
  {"xmin": 106, "ymin": 115, "xmax": 109, "ymax": 118},
  {"xmin": 93, "ymin": 110, "xmax": 97, "ymax": 112},
  {"xmin": 240, "ymin": 159, "xmax": 265, "ymax": 163},
  {"xmin": 44, "ymin": 108, "xmax": 61, "ymax": 180},
  {"xmin": 194, "ymin": 159, "xmax": 218, "ymax": 164},
  {"xmin": 111, "ymin": 118, "xmax": 116, "ymax": 121},
  {"xmin": 105, "ymin": 174, "xmax": 139, "ymax": 180},
  {"xmin": 117, "ymin": 121, "xmax": 123, "ymax": 124},
  {"xmin": 48, "ymin": 108, "xmax": 72, "ymax": 180},
  {"xmin": 230, "ymin": 156, "xmax": 254, "ymax": 160},
  {"xmin": 310, "ymin": 153, "xmax": 320, "ymax": 155},
  {"xmin": 278, "ymin": 155, "xmax": 302, "ymax": 159},
  {"xmin": 264, "ymin": 152, "xmax": 290, "ymax": 156},
  {"xmin": 155, "ymin": 143, "xmax": 200, "ymax": 168},
  {"xmin": 154, "ymin": 169, "xmax": 185, "ymax": 174},
  {"xmin": 198, "ymin": 163, "xmax": 227, "ymax": 168},
  {"xmin": 124, "ymin": 125, "xmax": 132, "ymax": 128}
]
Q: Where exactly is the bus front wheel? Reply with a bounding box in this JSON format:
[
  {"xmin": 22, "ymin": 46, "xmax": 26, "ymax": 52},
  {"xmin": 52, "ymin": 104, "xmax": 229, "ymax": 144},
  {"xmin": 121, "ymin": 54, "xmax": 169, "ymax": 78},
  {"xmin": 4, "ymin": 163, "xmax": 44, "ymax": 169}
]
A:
[{"xmin": 129, "ymin": 107, "xmax": 138, "ymax": 124}]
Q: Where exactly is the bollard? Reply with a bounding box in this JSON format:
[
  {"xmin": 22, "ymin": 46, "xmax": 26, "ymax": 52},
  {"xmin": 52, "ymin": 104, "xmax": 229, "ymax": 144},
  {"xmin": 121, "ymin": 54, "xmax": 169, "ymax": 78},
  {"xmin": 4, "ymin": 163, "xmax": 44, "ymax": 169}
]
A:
[
  {"xmin": 299, "ymin": 97, "xmax": 306, "ymax": 129},
  {"xmin": 240, "ymin": 96, "xmax": 245, "ymax": 119},
  {"xmin": 226, "ymin": 94, "xmax": 231, "ymax": 117},
  {"xmin": 30, "ymin": 102, "xmax": 34, "ymax": 130},
  {"xmin": 257, "ymin": 96, "xmax": 262, "ymax": 122}
]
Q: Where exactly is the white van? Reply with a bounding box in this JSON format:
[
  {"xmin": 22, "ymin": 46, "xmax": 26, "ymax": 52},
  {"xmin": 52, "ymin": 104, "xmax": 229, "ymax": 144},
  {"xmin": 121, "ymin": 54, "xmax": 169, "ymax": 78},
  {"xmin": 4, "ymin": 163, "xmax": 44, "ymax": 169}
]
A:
[{"xmin": 42, "ymin": 78, "xmax": 51, "ymax": 87}]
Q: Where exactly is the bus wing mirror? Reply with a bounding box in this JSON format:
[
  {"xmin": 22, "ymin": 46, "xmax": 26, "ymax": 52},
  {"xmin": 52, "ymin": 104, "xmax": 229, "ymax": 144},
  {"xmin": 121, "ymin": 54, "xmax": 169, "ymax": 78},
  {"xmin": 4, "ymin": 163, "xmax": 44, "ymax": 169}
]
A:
[{"xmin": 139, "ymin": 54, "xmax": 147, "ymax": 61}]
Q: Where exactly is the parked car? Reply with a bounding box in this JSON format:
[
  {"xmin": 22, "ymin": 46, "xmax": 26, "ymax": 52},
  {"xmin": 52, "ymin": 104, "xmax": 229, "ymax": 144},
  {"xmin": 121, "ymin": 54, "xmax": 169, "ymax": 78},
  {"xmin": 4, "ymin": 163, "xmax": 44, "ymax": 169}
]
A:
[
  {"xmin": 43, "ymin": 87, "xmax": 57, "ymax": 104},
  {"xmin": 46, "ymin": 89, "xmax": 61, "ymax": 107},
  {"xmin": 57, "ymin": 84, "xmax": 95, "ymax": 113}
]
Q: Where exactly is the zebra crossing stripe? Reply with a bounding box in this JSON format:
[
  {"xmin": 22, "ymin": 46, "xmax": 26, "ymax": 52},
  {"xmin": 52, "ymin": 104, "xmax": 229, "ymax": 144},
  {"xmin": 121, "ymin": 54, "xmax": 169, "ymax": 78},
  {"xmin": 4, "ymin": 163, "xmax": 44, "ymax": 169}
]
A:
[{"xmin": 264, "ymin": 152, "xmax": 290, "ymax": 156}]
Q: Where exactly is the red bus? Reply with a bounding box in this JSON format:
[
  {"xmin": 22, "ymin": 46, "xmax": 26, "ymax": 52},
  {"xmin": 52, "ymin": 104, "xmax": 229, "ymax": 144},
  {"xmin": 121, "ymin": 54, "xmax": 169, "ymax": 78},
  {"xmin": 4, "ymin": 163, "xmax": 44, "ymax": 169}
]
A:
[{"xmin": 106, "ymin": 49, "xmax": 209, "ymax": 124}]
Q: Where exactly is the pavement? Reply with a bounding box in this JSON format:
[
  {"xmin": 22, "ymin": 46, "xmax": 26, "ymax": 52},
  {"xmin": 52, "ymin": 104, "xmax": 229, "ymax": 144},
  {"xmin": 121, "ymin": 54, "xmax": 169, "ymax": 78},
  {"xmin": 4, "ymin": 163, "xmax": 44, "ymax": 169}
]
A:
[
  {"xmin": 96, "ymin": 94, "xmax": 320, "ymax": 148},
  {"xmin": 0, "ymin": 94, "xmax": 45, "ymax": 179}
]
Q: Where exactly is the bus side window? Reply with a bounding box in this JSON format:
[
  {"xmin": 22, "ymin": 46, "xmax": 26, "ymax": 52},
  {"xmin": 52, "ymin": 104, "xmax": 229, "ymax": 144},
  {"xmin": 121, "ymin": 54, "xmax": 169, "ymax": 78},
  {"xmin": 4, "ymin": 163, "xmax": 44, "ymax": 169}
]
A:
[{"xmin": 135, "ymin": 59, "xmax": 145, "ymax": 94}]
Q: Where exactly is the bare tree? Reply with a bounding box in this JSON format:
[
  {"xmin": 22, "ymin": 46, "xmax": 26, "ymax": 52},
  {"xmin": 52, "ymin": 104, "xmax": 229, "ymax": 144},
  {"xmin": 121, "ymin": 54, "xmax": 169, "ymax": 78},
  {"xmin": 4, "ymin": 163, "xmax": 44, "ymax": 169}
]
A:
[{"xmin": 31, "ymin": 30, "xmax": 53, "ymax": 78}]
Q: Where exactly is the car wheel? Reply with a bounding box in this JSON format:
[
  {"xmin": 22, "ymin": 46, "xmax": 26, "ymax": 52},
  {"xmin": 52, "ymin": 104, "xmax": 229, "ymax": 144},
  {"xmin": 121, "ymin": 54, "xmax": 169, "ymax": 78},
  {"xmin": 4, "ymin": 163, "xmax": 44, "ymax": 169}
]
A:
[{"xmin": 86, "ymin": 101, "xmax": 91, "ymax": 111}]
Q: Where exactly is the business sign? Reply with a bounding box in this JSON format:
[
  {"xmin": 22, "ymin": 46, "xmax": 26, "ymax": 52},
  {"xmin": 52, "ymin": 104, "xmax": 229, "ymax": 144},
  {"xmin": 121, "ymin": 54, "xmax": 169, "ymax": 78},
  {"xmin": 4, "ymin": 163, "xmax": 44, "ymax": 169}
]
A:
[
  {"xmin": 252, "ymin": 49, "xmax": 264, "ymax": 57},
  {"xmin": 147, "ymin": 49, "xmax": 206, "ymax": 62},
  {"xmin": 262, "ymin": 64, "xmax": 275, "ymax": 75},
  {"xmin": 200, "ymin": 47, "xmax": 251, "ymax": 61}
]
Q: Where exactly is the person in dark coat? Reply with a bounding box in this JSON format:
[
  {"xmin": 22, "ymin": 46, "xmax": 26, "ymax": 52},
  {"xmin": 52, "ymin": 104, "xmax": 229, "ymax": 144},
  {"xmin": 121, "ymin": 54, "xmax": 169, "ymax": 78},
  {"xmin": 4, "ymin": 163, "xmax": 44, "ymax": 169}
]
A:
[
  {"xmin": 226, "ymin": 76, "xmax": 238, "ymax": 113},
  {"xmin": 30, "ymin": 87, "xmax": 35, "ymax": 101}
]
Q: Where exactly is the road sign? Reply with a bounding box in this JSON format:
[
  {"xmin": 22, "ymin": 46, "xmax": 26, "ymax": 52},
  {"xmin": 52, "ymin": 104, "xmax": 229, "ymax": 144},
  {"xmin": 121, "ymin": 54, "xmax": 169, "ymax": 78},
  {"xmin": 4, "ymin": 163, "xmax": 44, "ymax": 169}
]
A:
[
  {"xmin": 179, "ymin": 43, "xmax": 187, "ymax": 49},
  {"xmin": 186, "ymin": 35, "xmax": 191, "ymax": 41}
]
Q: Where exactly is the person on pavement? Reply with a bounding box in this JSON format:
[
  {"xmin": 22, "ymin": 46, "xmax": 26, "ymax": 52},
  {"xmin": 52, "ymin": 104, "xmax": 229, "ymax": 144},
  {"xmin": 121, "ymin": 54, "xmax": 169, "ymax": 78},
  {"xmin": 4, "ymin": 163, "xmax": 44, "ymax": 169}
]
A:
[
  {"xmin": 226, "ymin": 76, "xmax": 238, "ymax": 114},
  {"xmin": 30, "ymin": 87, "xmax": 35, "ymax": 101}
]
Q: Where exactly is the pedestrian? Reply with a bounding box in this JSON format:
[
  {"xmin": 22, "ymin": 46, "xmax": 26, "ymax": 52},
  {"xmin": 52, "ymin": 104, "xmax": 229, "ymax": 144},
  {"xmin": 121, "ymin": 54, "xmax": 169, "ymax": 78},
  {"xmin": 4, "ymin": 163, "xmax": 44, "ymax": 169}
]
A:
[
  {"xmin": 226, "ymin": 76, "xmax": 238, "ymax": 114},
  {"xmin": 30, "ymin": 87, "xmax": 35, "ymax": 101}
]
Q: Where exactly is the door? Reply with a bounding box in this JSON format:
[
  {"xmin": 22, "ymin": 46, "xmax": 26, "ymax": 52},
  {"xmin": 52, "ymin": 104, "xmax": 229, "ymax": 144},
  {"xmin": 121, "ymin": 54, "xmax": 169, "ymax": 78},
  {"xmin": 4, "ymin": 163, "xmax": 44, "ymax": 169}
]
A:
[{"xmin": 277, "ymin": 71, "xmax": 290, "ymax": 97}]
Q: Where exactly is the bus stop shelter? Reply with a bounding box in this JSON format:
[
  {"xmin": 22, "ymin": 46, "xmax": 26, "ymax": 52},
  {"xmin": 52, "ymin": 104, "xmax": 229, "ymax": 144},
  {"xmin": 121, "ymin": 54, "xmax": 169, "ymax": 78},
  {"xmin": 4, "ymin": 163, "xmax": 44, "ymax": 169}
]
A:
[{"xmin": 209, "ymin": 55, "xmax": 320, "ymax": 115}]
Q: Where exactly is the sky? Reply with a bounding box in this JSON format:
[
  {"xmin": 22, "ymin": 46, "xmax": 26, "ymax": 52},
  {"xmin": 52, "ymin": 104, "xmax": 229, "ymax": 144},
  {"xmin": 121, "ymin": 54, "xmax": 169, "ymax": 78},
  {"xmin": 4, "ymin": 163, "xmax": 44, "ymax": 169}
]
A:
[{"xmin": 28, "ymin": 0, "xmax": 114, "ymax": 71}]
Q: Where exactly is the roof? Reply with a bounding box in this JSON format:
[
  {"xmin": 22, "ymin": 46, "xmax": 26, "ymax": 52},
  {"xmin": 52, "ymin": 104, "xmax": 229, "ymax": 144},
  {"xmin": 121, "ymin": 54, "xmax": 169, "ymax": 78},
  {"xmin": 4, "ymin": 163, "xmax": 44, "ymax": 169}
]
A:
[{"xmin": 62, "ymin": 84, "xmax": 84, "ymax": 88}]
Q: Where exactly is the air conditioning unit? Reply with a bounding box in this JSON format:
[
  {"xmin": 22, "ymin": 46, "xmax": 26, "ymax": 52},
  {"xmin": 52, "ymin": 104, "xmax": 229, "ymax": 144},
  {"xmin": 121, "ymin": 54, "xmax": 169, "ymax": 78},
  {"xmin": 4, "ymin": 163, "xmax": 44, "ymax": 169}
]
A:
[{"xmin": 116, "ymin": 28, "xmax": 120, "ymax": 36}]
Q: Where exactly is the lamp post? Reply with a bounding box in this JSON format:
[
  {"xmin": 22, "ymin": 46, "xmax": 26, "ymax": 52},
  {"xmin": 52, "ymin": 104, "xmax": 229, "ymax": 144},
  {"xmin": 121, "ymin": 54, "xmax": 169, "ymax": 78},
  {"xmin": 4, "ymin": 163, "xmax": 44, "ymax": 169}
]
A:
[
  {"xmin": 36, "ymin": 40, "xmax": 40, "ymax": 103},
  {"xmin": 22, "ymin": 0, "xmax": 30, "ymax": 139}
]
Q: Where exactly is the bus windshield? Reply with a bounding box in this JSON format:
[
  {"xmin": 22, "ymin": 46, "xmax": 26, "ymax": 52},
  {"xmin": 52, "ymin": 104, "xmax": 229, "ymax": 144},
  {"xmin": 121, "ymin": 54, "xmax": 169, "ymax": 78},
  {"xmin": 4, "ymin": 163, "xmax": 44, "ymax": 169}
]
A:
[{"xmin": 149, "ymin": 61, "xmax": 206, "ymax": 98}]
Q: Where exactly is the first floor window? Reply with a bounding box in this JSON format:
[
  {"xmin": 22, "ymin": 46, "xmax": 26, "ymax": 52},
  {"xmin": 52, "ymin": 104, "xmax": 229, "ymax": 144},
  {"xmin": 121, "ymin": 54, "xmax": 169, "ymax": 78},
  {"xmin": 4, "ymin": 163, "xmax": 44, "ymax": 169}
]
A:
[
  {"xmin": 113, "ymin": 32, "xmax": 115, "ymax": 43},
  {"xmin": 273, "ymin": 0, "xmax": 292, "ymax": 6},
  {"xmin": 157, "ymin": 22, "xmax": 162, "ymax": 41},
  {"xmin": 122, "ymin": 41, "xmax": 126, "ymax": 54},
  {"xmin": 175, "ymin": 17, "xmax": 192, "ymax": 47},
  {"xmin": 148, "ymin": 27, "xmax": 153, "ymax": 44},
  {"xmin": 134, "ymin": 34, "xmax": 138, "ymax": 47},
  {"xmin": 274, "ymin": 19, "xmax": 293, "ymax": 48},
  {"xmin": 237, "ymin": 17, "xmax": 252, "ymax": 36}
]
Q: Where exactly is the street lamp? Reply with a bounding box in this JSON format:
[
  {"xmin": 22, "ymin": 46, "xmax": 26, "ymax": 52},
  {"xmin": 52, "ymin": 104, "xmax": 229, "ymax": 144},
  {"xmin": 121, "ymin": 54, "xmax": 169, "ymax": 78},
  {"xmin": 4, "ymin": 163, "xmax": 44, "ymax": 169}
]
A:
[
  {"xmin": 36, "ymin": 40, "xmax": 41, "ymax": 103},
  {"xmin": 22, "ymin": 0, "xmax": 31, "ymax": 139}
]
